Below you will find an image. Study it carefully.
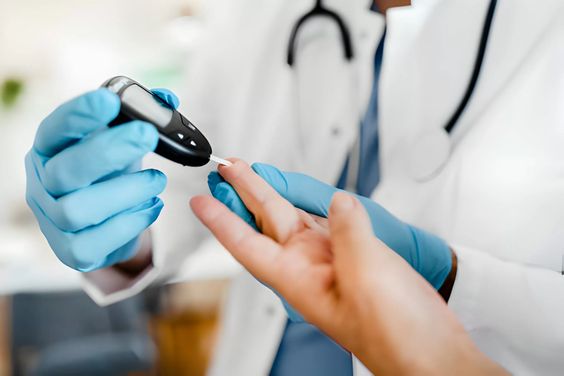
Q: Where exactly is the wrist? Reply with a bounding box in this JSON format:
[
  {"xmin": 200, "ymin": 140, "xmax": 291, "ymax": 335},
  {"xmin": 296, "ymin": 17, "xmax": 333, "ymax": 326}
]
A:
[
  {"xmin": 114, "ymin": 231, "xmax": 153, "ymax": 276},
  {"xmin": 438, "ymin": 248, "xmax": 458, "ymax": 302},
  {"xmin": 409, "ymin": 227, "xmax": 453, "ymax": 290}
]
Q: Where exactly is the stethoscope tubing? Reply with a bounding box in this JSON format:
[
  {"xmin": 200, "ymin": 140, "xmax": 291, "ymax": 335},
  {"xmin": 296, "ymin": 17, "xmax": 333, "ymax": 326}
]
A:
[{"xmin": 287, "ymin": 0, "xmax": 498, "ymax": 187}]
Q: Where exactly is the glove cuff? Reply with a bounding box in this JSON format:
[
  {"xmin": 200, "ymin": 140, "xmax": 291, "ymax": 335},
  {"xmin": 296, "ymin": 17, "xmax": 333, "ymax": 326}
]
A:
[{"xmin": 409, "ymin": 226, "xmax": 453, "ymax": 290}]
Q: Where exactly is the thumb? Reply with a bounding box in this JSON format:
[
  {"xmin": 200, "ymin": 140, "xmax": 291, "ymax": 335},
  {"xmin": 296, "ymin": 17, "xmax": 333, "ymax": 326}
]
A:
[
  {"xmin": 328, "ymin": 192, "xmax": 378, "ymax": 284},
  {"xmin": 151, "ymin": 88, "xmax": 180, "ymax": 109}
]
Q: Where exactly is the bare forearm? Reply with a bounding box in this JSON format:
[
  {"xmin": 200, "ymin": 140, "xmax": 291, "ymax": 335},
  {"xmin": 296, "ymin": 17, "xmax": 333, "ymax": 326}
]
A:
[{"xmin": 357, "ymin": 335, "xmax": 508, "ymax": 376}]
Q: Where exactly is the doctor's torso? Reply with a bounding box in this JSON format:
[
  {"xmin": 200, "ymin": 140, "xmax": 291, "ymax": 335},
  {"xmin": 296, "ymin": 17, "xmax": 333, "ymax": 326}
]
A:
[{"xmin": 161, "ymin": 0, "xmax": 564, "ymax": 374}]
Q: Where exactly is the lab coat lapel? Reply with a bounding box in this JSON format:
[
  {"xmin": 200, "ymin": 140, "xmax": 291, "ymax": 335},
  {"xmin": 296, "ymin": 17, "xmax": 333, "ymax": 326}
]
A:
[
  {"xmin": 449, "ymin": 0, "xmax": 564, "ymax": 144},
  {"xmin": 379, "ymin": 0, "xmax": 496, "ymax": 166},
  {"xmin": 379, "ymin": 0, "xmax": 563, "ymax": 178}
]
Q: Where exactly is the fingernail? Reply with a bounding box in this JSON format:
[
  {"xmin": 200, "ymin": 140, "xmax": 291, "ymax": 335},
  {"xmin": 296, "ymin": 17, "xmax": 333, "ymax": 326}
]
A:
[{"xmin": 331, "ymin": 192, "xmax": 355, "ymax": 213}]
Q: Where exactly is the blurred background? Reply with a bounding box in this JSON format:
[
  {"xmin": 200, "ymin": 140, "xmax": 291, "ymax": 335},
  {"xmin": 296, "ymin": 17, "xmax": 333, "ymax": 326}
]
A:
[{"xmin": 0, "ymin": 0, "xmax": 232, "ymax": 374}]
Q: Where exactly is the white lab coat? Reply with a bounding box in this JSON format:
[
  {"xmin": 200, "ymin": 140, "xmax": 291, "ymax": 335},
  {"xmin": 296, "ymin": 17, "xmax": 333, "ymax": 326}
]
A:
[{"xmin": 82, "ymin": 0, "xmax": 564, "ymax": 374}]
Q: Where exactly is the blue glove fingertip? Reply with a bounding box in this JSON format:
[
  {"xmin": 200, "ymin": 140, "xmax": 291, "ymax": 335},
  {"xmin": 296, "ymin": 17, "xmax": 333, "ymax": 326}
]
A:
[
  {"xmin": 152, "ymin": 88, "xmax": 180, "ymax": 109},
  {"xmin": 146, "ymin": 169, "xmax": 168, "ymax": 193},
  {"xmin": 148, "ymin": 196, "xmax": 165, "ymax": 220},
  {"xmin": 101, "ymin": 197, "xmax": 165, "ymax": 267},
  {"xmin": 207, "ymin": 171, "xmax": 226, "ymax": 194},
  {"xmin": 132, "ymin": 196, "xmax": 164, "ymax": 228},
  {"xmin": 212, "ymin": 182, "xmax": 233, "ymax": 202},
  {"xmin": 212, "ymin": 182, "xmax": 256, "ymax": 228}
]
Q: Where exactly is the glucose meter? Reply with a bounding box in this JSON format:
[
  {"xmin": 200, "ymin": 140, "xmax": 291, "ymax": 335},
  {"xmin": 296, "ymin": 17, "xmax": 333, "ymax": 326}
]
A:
[{"xmin": 102, "ymin": 76, "xmax": 229, "ymax": 167}]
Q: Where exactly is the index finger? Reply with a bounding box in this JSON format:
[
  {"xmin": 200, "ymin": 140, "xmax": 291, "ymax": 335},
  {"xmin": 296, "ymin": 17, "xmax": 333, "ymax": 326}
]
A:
[
  {"xmin": 190, "ymin": 195, "xmax": 282, "ymax": 284},
  {"xmin": 218, "ymin": 159, "xmax": 302, "ymax": 243},
  {"xmin": 34, "ymin": 89, "xmax": 120, "ymax": 158}
]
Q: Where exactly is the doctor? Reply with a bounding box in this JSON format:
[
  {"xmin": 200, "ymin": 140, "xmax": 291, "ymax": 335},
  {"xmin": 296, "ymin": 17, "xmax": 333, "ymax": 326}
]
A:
[{"xmin": 25, "ymin": 0, "xmax": 564, "ymax": 375}]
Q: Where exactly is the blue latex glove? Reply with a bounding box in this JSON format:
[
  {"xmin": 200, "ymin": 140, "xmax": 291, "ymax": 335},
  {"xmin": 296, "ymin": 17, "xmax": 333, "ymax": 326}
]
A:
[
  {"xmin": 208, "ymin": 164, "xmax": 452, "ymax": 322},
  {"xmin": 25, "ymin": 87, "xmax": 179, "ymax": 272}
]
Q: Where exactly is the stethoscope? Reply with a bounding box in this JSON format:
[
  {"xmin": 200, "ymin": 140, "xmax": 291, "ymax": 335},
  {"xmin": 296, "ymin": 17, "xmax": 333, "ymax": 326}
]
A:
[{"xmin": 286, "ymin": 0, "xmax": 498, "ymax": 183}]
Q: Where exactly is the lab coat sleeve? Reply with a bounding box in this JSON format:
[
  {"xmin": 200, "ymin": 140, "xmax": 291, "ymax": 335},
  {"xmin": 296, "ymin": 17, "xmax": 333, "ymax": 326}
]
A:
[
  {"xmin": 81, "ymin": 256, "xmax": 160, "ymax": 306},
  {"xmin": 448, "ymin": 246, "xmax": 564, "ymax": 374}
]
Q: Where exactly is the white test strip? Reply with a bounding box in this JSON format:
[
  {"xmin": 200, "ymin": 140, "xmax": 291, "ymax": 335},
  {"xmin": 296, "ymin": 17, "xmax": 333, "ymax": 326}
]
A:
[{"xmin": 209, "ymin": 154, "xmax": 233, "ymax": 166}]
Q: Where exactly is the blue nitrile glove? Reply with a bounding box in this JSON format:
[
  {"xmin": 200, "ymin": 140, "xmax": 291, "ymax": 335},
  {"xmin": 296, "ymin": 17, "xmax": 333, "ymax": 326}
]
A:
[
  {"xmin": 208, "ymin": 164, "xmax": 452, "ymax": 322},
  {"xmin": 25, "ymin": 87, "xmax": 179, "ymax": 272}
]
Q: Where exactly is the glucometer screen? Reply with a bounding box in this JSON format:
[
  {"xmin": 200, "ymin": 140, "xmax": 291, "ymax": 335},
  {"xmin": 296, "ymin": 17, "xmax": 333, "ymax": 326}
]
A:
[{"xmin": 121, "ymin": 84, "xmax": 173, "ymax": 128}]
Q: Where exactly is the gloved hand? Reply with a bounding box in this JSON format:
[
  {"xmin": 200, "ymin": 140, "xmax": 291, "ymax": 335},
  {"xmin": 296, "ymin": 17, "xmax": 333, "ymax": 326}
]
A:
[
  {"xmin": 25, "ymin": 87, "xmax": 179, "ymax": 272},
  {"xmin": 208, "ymin": 163, "xmax": 452, "ymax": 322}
]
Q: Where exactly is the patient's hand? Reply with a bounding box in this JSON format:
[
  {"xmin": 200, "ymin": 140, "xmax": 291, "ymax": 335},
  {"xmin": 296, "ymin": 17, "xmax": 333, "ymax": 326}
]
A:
[{"xmin": 190, "ymin": 159, "xmax": 506, "ymax": 376}]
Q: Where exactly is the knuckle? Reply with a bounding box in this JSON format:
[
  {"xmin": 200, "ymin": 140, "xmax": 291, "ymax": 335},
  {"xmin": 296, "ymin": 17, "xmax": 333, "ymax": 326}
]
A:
[
  {"xmin": 53, "ymin": 197, "xmax": 86, "ymax": 232},
  {"xmin": 112, "ymin": 122, "xmax": 157, "ymax": 154},
  {"xmin": 42, "ymin": 163, "xmax": 70, "ymax": 196},
  {"xmin": 82, "ymin": 89, "xmax": 120, "ymax": 122},
  {"xmin": 62, "ymin": 235, "xmax": 99, "ymax": 272},
  {"xmin": 55, "ymin": 233, "xmax": 82, "ymax": 269}
]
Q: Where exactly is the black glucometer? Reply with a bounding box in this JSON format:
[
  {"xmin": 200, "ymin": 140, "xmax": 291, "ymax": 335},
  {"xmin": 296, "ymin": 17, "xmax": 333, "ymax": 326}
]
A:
[{"xmin": 102, "ymin": 76, "xmax": 212, "ymax": 167}]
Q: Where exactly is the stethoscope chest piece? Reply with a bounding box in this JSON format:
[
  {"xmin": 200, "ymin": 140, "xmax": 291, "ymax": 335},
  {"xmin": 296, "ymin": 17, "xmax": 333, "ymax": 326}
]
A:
[{"xmin": 406, "ymin": 129, "xmax": 451, "ymax": 182}]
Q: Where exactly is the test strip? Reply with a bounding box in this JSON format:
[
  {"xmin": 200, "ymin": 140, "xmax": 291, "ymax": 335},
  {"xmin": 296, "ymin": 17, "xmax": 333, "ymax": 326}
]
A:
[{"xmin": 210, "ymin": 154, "xmax": 232, "ymax": 166}]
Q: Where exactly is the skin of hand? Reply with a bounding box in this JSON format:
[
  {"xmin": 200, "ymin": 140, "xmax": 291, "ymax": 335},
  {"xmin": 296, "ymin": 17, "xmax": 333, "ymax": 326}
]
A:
[
  {"xmin": 376, "ymin": 0, "xmax": 411, "ymax": 13},
  {"xmin": 190, "ymin": 159, "xmax": 507, "ymax": 375}
]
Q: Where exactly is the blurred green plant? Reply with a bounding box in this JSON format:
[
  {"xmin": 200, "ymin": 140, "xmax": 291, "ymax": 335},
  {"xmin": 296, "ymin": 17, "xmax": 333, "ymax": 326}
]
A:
[{"xmin": 1, "ymin": 78, "xmax": 25, "ymax": 108}]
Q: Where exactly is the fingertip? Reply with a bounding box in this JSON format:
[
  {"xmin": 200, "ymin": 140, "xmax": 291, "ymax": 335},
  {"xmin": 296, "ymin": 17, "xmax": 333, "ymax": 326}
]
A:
[
  {"xmin": 250, "ymin": 162, "xmax": 275, "ymax": 173},
  {"xmin": 329, "ymin": 192, "xmax": 373, "ymax": 243},
  {"xmin": 190, "ymin": 195, "xmax": 219, "ymax": 223},
  {"xmin": 151, "ymin": 88, "xmax": 180, "ymax": 109},
  {"xmin": 189, "ymin": 194, "xmax": 207, "ymax": 211},
  {"xmin": 329, "ymin": 192, "xmax": 356, "ymax": 215},
  {"xmin": 153, "ymin": 196, "xmax": 165, "ymax": 212},
  {"xmin": 207, "ymin": 171, "xmax": 225, "ymax": 193},
  {"xmin": 218, "ymin": 158, "xmax": 248, "ymax": 178},
  {"xmin": 144, "ymin": 197, "xmax": 164, "ymax": 225},
  {"xmin": 140, "ymin": 196, "xmax": 163, "ymax": 210},
  {"xmin": 212, "ymin": 181, "xmax": 235, "ymax": 202},
  {"xmin": 147, "ymin": 169, "xmax": 167, "ymax": 192}
]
